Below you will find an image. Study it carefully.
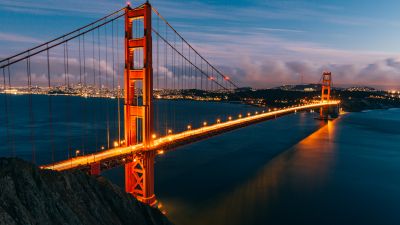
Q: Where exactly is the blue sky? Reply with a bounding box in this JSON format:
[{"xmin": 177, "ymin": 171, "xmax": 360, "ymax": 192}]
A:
[{"xmin": 1, "ymin": 0, "xmax": 400, "ymax": 89}]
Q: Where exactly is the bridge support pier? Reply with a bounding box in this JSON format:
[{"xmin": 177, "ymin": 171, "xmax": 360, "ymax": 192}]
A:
[{"xmin": 125, "ymin": 151, "xmax": 156, "ymax": 206}]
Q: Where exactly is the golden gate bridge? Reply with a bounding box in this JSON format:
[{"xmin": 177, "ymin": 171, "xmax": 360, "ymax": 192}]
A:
[{"xmin": 0, "ymin": 2, "xmax": 339, "ymax": 206}]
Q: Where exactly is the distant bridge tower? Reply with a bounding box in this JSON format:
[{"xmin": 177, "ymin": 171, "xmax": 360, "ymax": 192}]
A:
[
  {"xmin": 320, "ymin": 71, "xmax": 332, "ymax": 119},
  {"xmin": 124, "ymin": 2, "xmax": 156, "ymax": 206},
  {"xmin": 321, "ymin": 71, "xmax": 331, "ymax": 103}
]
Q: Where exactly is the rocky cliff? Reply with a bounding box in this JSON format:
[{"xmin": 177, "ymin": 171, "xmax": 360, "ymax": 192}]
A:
[{"xmin": 0, "ymin": 158, "xmax": 172, "ymax": 225}]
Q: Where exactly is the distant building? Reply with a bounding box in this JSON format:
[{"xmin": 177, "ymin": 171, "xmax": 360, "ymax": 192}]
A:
[
  {"xmin": 346, "ymin": 86, "xmax": 377, "ymax": 92},
  {"xmin": 275, "ymin": 84, "xmax": 320, "ymax": 92},
  {"xmin": 304, "ymin": 87, "xmax": 316, "ymax": 92}
]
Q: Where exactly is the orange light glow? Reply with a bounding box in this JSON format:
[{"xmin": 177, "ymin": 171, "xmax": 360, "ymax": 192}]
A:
[
  {"xmin": 41, "ymin": 101, "xmax": 340, "ymax": 172},
  {"xmin": 152, "ymin": 134, "xmax": 157, "ymax": 139}
]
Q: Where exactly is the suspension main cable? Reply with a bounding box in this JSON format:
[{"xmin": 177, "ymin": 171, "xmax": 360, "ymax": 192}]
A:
[
  {"xmin": 0, "ymin": 7, "xmax": 127, "ymax": 66},
  {"xmin": 0, "ymin": 13, "xmax": 125, "ymax": 70},
  {"xmin": 151, "ymin": 7, "xmax": 239, "ymax": 89},
  {"xmin": 152, "ymin": 28, "xmax": 228, "ymax": 90}
]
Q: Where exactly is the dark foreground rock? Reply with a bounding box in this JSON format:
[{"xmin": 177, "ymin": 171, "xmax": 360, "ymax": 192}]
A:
[{"xmin": 0, "ymin": 158, "xmax": 173, "ymax": 225}]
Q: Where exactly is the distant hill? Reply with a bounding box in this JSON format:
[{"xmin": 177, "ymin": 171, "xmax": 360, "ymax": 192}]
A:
[{"xmin": 273, "ymin": 84, "xmax": 321, "ymax": 92}]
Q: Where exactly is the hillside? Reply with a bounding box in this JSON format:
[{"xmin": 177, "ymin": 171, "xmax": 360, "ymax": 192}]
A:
[{"xmin": 0, "ymin": 158, "xmax": 172, "ymax": 225}]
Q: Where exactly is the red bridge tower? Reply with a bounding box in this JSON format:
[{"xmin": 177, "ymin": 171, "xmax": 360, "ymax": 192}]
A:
[
  {"xmin": 124, "ymin": 2, "xmax": 156, "ymax": 206},
  {"xmin": 320, "ymin": 71, "xmax": 332, "ymax": 118}
]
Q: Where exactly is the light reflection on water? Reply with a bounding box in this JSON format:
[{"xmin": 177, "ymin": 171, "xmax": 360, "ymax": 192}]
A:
[
  {"xmin": 160, "ymin": 110, "xmax": 400, "ymax": 225},
  {"xmin": 161, "ymin": 119, "xmax": 338, "ymax": 225}
]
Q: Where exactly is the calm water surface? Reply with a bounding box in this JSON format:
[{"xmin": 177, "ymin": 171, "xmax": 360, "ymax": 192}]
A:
[
  {"xmin": 149, "ymin": 109, "xmax": 400, "ymax": 225},
  {"xmin": 1, "ymin": 95, "xmax": 400, "ymax": 225}
]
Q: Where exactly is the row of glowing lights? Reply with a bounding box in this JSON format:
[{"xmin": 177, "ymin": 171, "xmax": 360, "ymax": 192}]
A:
[
  {"xmin": 388, "ymin": 90, "xmax": 400, "ymax": 94},
  {"xmin": 72, "ymin": 101, "xmax": 335, "ymax": 158},
  {"xmin": 144, "ymin": 102, "xmax": 327, "ymax": 153},
  {"xmin": 49, "ymin": 102, "xmax": 336, "ymax": 170}
]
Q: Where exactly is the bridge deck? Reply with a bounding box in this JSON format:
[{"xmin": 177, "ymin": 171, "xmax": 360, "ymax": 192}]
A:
[{"xmin": 41, "ymin": 101, "xmax": 339, "ymax": 171}]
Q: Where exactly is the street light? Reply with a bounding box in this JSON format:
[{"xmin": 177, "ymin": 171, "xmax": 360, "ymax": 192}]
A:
[
  {"xmin": 75, "ymin": 150, "xmax": 80, "ymax": 157},
  {"xmin": 157, "ymin": 150, "xmax": 165, "ymax": 155}
]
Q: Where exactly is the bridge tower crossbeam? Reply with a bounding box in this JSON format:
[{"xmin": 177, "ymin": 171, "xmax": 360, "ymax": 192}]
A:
[{"xmin": 124, "ymin": 2, "xmax": 156, "ymax": 206}]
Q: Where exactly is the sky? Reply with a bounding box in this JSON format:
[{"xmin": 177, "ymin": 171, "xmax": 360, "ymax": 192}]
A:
[{"xmin": 1, "ymin": 0, "xmax": 400, "ymax": 89}]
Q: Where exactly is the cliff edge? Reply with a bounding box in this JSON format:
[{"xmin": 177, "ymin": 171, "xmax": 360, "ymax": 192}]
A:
[{"xmin": 0, "ymin": 158, "xmax": 172, "ymax": 225}]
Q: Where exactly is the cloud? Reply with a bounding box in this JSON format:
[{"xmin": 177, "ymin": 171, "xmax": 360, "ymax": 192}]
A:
[
  {"xmin": 0, "ymin": 32, "xmax": 41, "ymax": 44},
  {"xmin": 2, "ymin": 0, "xmax": 400, "ymax": 90}
]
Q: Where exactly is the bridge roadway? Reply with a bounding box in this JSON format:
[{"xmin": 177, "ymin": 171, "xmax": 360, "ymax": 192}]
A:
[{"xmin": 41, "ymin": 101, "xmax": 339, "ymax": 172}]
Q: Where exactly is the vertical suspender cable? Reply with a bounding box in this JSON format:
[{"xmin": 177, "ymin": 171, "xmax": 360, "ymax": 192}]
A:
[
  {"xmin": 155, "ymin": 15, "xmax": 160, "ymax": 134},
  {"xmin": 116, "ymin": 19, "xmax": 121, "ymax": 144},
  {"xmin": 92, "ymin": 29, "xmax": 96, "ymax": 86},
  {"xmin": 83, "ymin": 34, "xmax": 88, "ymax": 155},
  {"xmin": 63, "ymin": 41, "xmax": 67, "ymax": 87},
  {"xmin": 3, "ymin": 66, "xmax": 11, "ymax": 155},
  {"xmin": 26, "ymin": 54, "xmax": 35, "ymax": 163},
  {"xmin": 46, "ymin": 47, "xmax": 55, "ymax": 165},
  {"xmin": 105, "ymin": 24, "xmax": 110, "ymax": 149},
  {"xmin": 79, "ymin": 35, "xmax": 85, "ymax": 153},
  {"xmin": 7, "ymin": 62, "xmax": 15, "ymax": 155},
  {"xmin": 66, "ymin": 41, "xmax": 69, "ymax": 87},
  {"xmin": 79, "ymin": 36, "xmax": 82, "ymax": 85},
  {"xmin": 111, "ymin": 21, "xmax": 117, "ymax": 141},
  {"xmin": 64, "ymin": 41, "xmax": 72, "ymax": 159},
  {"xmin": 98, "ymin": 28, "xmax": 102, "ymax": 89}
]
